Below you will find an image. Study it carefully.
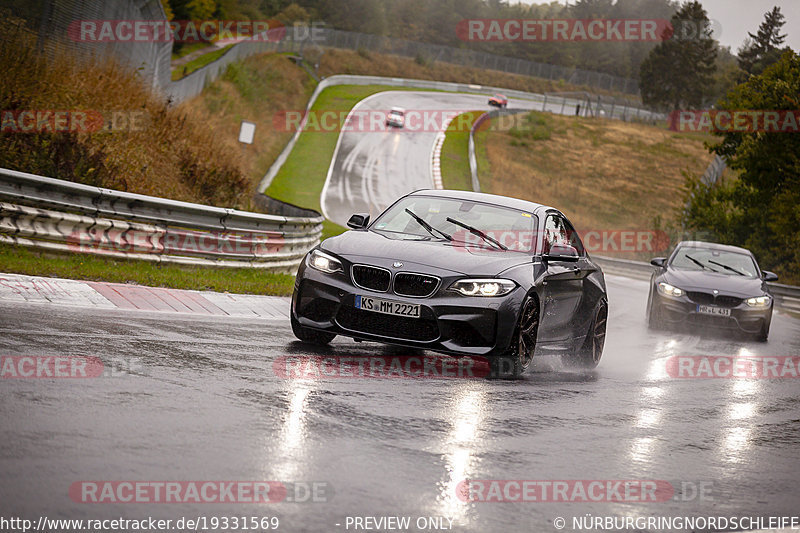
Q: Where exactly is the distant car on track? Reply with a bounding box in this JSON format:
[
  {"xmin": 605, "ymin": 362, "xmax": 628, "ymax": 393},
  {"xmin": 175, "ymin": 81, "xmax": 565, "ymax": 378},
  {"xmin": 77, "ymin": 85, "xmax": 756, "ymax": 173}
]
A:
[
  {"xmin": 291, "ymin": 189, "xmax": 608, "ymax": 377},
  {"xmin": 386, "ymin": 107, "xmax": 406, "ymax": 128},
  {"xmin": 647, "ymin": 241, "xmax": 778, "ymax": 341},
  {"xmin": 488, "ymin": 94, "xmax": 508, "ymax": 108}
]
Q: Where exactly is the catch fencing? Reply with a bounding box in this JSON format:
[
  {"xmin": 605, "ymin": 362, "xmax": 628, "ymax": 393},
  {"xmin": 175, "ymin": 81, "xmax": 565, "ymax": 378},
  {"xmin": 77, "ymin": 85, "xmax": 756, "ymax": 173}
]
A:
[
  {"xmin": 13, "ymin": 0, "xmax": 172, "ymax": 91},
  {"xmin": 10, "ymin": 1, "xmax": 644, "ymax": 103}
]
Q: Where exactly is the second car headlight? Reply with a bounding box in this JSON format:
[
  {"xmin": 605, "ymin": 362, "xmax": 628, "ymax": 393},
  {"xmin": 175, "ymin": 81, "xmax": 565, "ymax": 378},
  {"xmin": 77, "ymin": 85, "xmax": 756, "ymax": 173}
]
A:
[
  {"xmin": 307, "ymin": 249, "xmax": 343, "ymax": 274},
  {"xmin": 657, "ymin": 282, "xmax": 684, "ymax": 298},
  {"xmin": 746, "ymin": 295, "xmax": 771, "ymax": 307},
  {"xmin": 450, "ymin": 279, "xmax": 516, "ymax": 297}
]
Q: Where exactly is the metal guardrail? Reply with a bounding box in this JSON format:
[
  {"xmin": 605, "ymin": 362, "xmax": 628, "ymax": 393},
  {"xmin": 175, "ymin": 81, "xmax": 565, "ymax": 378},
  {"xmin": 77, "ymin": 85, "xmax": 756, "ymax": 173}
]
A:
[
  {"xmin": 0, "ymin": 168, "xmax": 323, "ymax": 271},
  {"xmin": 593, "ymin": 255, "xmax": 800, "ymax": 313},
  {"xmin": 469, "ymin": 112, "xmax": 490, "ymax": 193}
]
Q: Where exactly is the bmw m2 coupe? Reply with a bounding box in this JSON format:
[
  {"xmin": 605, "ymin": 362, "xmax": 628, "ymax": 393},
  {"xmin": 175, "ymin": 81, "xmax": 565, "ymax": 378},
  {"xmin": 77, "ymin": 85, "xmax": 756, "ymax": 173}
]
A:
[
  {"xmin": 291, "ymin": 190, "xmax": 608, "ymax": 377},
  {"xmin": 647, "ymin": 241, "xmax": 778, "ymax": 341}
]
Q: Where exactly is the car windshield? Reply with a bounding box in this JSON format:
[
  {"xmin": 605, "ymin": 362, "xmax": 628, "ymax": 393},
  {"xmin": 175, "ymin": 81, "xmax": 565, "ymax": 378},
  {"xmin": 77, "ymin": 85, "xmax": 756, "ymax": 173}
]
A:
[
  {"xmin": 371, "ymin": 196, "xmax": 536, "ymax": 252},
  {"xmin": 670, "ymin": 247, "xmax": 758, "ymax": 277}
]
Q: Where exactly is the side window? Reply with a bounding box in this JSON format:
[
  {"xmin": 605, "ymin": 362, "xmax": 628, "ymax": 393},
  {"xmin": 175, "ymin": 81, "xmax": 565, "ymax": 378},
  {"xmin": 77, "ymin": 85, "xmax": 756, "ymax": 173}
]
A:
[
  {"xmin": 544, "ymin": 215, "xmax": 568, "ymax": 252},
  {"xmin": 545, "ymin": 214, "xmax": 585, "ymax": 256},
  {"xmin": 561, "ymin": 218, "xmax": 585, "ymax": 256}
]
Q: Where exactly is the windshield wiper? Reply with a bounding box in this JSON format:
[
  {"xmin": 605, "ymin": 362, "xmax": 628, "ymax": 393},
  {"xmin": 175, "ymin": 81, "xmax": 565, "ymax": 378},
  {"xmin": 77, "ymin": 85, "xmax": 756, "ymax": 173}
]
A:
[
  {"xmin": 684, "ymin": 254, "xmax": 719, "ymax": 272},
  {"xmin": 446, "ymin": 216, "xmax": 508, "ymax": 251},
  {"xmin": 404, "ymin": 209, "xmax": 452, "ymax": 241},
  {"xmin": 707, "ymin": 259, "xmax": 747, "ymax": 276}
]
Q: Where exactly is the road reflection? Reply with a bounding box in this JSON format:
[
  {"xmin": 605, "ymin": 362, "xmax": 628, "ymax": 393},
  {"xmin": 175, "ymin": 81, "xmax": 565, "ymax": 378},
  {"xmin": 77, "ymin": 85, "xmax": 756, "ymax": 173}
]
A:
[{"xmin": 435, "ymin": 385, "xmax": 488, "ymax": 525}]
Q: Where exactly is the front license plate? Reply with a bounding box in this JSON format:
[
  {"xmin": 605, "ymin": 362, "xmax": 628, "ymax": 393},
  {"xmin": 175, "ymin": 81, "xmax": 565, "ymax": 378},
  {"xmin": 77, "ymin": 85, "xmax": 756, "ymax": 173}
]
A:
[
  {"xmin": 697, "ymin": 305, "xmax": 731, "ymax": 317},
  {"xmin": 355, "ymin": 295, "xmax": 420, "ymax": 318}
]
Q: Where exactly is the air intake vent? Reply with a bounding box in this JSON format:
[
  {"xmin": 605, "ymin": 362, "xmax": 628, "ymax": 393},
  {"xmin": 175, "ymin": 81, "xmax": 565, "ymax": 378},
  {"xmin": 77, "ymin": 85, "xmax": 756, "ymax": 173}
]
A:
[
  {"xmin": 394, "ymin": 273, "xmax": 440, "ymax": 298},
  {"xmin": 352, "ymin": 265, "xmax": 391, "ymax": 292}
]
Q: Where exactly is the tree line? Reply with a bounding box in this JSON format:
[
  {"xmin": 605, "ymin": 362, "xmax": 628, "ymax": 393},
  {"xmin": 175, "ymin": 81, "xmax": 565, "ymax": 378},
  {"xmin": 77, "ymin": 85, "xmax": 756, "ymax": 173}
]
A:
[{"xmin": 165, "ymin": 0, "xmax": 680, "ymax": 80}]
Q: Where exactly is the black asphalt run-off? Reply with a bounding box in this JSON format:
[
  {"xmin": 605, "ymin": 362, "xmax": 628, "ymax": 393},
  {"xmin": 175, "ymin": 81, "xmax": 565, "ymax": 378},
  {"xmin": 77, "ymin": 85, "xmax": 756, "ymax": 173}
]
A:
[{"xmin": 1, "ymin": 274, "xmax": 799, "ymax": 531}]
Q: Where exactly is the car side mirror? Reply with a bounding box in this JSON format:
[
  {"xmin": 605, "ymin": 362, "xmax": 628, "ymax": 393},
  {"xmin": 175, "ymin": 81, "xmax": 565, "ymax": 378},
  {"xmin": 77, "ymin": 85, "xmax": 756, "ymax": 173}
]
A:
[
  {"xmin": 762, "ymin": 270, "xmax": 779, "ymax": 282},
  {"xmin": 545, "ymin": 243, "xmax": 579, "ymax": 262},
  {"xmin": 347, "ymin": 213, "xmax": 370, "ymax": 230},
  {"xmin": 650, "ymin": 257, "xmax": 666, "ymax": 268}
]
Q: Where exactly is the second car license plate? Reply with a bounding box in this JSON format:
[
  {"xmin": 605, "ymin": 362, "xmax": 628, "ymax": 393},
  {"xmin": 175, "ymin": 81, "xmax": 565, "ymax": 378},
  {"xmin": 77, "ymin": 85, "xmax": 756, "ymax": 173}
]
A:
[
  {"xmin": 355, "ymin": 295, "xmax": 420, "ymax": 318},
  {"xmin": 697, "ymin": 305, "xmax": 731, "ymax": 317}
]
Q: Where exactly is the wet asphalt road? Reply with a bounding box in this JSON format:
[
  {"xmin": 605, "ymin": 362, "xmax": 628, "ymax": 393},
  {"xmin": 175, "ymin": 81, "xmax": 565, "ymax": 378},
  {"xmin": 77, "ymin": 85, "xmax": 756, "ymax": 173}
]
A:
[
  {"xmin": 320, "ymin": 91, "xmax": 544, "ymax": 226},
  {"xmin": 2, "ymin": 274, "xmax": 800, "ymax": 532}
]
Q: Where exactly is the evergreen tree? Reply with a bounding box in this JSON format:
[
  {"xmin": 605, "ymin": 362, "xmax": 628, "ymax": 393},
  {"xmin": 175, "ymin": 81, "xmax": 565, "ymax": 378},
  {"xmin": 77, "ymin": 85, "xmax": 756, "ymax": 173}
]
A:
[
  {"xmin": 639, "ymin": 1, "xmax": 717, "ymax": 111},
  {"xmin": 738, "ymin": 6, "xmax": 788, "ymax": 76}
]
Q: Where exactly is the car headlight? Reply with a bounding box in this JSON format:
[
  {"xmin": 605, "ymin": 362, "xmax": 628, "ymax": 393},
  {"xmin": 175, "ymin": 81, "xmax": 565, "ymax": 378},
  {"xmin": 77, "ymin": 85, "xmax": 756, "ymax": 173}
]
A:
[
  {"xmin": 450, "ymin": 279, "xmax": 516, "ymax": 297},
  {"xmin": 307, "ymin": 249, "xmax": 342, "ymax": 274},
  {"xmin": 657, "ymin": 282, "xmax": 684, "ymax": 298},
  {"xmin": 746, "ymin": 295, "xmax": 771, "ymax": 307}
]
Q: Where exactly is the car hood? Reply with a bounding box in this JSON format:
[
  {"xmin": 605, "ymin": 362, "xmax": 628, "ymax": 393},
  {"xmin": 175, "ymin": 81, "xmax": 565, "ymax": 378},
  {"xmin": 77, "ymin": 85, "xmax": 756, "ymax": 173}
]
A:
[
  {"xmin": 321, "ymin": 230, "xmax": 532, "ymax": 276},
  {"xmin": 663, "ymin": 268, "xmax": 767, "ymax": 297}
]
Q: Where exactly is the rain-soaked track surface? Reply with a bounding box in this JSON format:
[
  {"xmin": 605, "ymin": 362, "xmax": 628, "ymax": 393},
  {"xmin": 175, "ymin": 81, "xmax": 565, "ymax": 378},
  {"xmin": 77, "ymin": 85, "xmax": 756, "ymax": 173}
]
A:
[
  {"xmin": 320, "ymin": 91, "xmax": 545, "ymax": 226},
  {"xmin": 1, "ymin": 274, "xmax": 800, "ymax": 532}
]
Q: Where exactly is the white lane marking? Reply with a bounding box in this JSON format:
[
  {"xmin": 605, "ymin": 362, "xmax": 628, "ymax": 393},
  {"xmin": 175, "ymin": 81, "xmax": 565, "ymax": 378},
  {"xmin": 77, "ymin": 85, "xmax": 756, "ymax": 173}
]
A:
[{"xmin": 320, "ymin": 91, "xmax": 388, "ymax": 221}]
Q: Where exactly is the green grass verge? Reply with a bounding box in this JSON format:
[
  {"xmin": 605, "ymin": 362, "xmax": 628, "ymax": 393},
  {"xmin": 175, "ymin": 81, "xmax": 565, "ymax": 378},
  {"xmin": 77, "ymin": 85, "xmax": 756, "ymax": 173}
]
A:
[
  {"xmin": 171, "ymin": 42, "xmax": 212, "ymax": 61},
  {"xmin": 0, "ymin": 243, "xmax": 295, "ymax": 296},
  {"xmin": 440, "ymin": 111, "xmax": 485, "ymax": 191},
  {"xmin": 321, "ymin": 220, "xmax": 347, "ymax": 241},
  {"xmin": 172, "ymin": 45, "xmax": 235, "ymax": 81},
  {"xmin": 265, "ymin": 84, "xmax": 394, "ymax": 211}
]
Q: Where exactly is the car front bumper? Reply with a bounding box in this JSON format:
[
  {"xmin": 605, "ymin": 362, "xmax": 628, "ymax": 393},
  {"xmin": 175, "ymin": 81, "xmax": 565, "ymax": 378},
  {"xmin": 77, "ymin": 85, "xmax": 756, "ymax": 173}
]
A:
[
  {"xmin": 292, "ymin": 266, "xmax": 525, "ymax": 357},
  {"xmin": 653, "ymin": 292, "xmax": 772, "ymax": 334}
]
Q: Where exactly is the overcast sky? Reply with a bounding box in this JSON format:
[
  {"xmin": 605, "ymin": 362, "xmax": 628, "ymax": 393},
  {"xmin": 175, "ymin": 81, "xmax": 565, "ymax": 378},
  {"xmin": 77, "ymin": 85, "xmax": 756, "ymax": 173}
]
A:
[{"xmin": 519, "ymin": 0, "xmax": 799, "ymax": 52}]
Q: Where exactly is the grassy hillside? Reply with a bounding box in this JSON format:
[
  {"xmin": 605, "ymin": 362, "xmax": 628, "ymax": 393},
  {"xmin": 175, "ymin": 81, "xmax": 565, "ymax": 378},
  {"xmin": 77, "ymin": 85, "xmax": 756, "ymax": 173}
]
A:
[
  {"xmin": 0, "ymin": 21, "xmax": 251, "ymax": 208},
  {"xmin": 437, "ymin": 110, "xmax": 720, "ymax": 260}
]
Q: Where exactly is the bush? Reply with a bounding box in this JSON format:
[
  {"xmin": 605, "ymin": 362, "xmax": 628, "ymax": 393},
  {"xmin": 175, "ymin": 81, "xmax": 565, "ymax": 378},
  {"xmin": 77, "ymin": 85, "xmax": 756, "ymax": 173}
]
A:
[{"xmin": 0, "ymin": 18, "xmax": 249, "ymax": 208}]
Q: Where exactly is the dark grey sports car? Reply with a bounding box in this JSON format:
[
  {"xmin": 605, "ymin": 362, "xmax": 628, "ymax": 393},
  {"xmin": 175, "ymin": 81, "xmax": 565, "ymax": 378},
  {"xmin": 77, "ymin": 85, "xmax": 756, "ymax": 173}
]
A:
[
  {"xmin": 647, "ymin": 241, "xmax": 778, "ymax": 341},
  {"xmin": 291, "ymin": 190, "xmax": 608, "ymax": 377}
]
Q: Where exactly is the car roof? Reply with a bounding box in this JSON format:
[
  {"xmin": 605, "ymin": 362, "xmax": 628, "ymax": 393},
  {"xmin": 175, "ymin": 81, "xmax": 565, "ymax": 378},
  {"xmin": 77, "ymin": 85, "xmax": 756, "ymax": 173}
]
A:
[
  {"xmin": 389, "ymin": 107, "xmax": 405, "ymax": 113},
  {"xmin": 674, "ymin": 240, "xmax": 754, "ymax": 255},
  {"xmin": 407, "ymin": 189, "xmax": 552, "ymax": 215}
]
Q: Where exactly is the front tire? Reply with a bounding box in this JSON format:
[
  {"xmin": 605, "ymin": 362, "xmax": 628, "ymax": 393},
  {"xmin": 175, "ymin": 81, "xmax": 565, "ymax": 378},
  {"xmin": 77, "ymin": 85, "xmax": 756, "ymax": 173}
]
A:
[
  {"xmin": 753, "ymin": 322, "xmax": 769, "ymax": 342},
  {"xmin": 571, "ymin": 299, "xmax": 608, "ymax": 369},
  {"xmin": 291, "ymin": 313, "xmax": 336, "ymax": 345},
  {"xmin": 647, "ymin": 290, "xmax": 663, "ymax": 330},
  {"xmin": 491, "ymin": 295, "xmax": 539, "ymax": 379}
]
